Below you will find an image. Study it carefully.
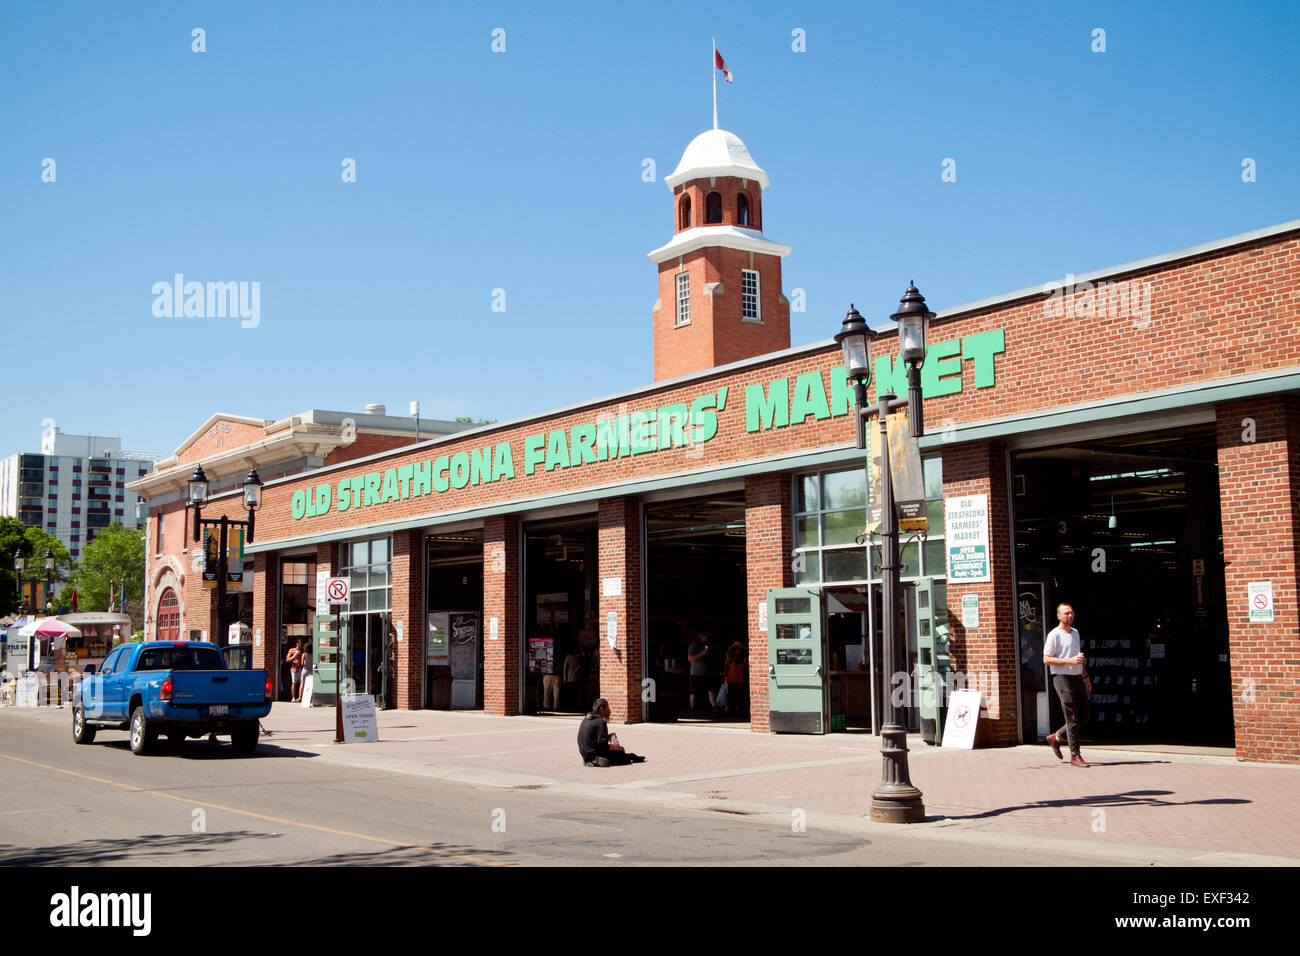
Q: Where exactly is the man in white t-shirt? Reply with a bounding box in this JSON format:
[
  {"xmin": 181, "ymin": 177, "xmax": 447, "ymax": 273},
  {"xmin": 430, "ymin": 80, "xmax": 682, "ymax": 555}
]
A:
[{"xmin": 1042, "ymin": 603, "xmax": 1093, "ymax": 767}]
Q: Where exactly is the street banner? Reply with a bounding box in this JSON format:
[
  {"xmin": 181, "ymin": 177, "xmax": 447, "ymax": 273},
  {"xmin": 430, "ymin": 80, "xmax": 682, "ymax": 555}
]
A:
[
  {"xmin": 866, "ymin": 421, "xmax": 882, "ymax": 535},
  {"xmin": 202, "ymin": 529, "xmax": 220, "ymax": 589},
  {"xmin": 227, "ymin": 529, "xmax": 244, "ymax": 586},
  {"xmin": 888, "ymin": 412, "xmax": 928, "ymax": 532}
]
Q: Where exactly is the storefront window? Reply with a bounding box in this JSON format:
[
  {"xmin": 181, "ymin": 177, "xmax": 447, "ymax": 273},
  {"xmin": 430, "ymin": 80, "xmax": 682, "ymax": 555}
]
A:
[
  {"xmin": 338, "ymin": 537, "xmax": 394, "ymax": 704},
  {"xmin": 793, "ymin": 460, "xmax": 948, "ymax": 590}
]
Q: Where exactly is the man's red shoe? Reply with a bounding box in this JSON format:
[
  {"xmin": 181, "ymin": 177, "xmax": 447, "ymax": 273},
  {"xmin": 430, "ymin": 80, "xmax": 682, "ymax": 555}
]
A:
[
  {"xmin": 1047, "ymin": 733, "xmax": 1062, "ymax": 760},
  {"xmin": 1070, "ymin": 755, "xmax": 1090, "ymax": 767}
]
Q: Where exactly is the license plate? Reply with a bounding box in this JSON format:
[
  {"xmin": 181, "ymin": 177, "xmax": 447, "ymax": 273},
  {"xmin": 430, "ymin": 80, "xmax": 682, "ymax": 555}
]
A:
[{"xmin": 209, "ymin": 705, "xmax": 229, "ymax": 716}]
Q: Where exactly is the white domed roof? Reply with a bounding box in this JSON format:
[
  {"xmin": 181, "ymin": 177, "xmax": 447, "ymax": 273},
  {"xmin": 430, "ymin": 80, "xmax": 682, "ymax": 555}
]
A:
[{"xmin": 664, "ymin": 128, "xmax": 770, "ymax": 190}]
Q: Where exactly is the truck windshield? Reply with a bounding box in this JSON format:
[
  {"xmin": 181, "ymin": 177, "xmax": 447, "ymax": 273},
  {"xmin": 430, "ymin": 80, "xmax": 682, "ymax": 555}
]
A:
[{"xmin": 136, "ymin": 647, "xmax": 225, "ymax": 671}]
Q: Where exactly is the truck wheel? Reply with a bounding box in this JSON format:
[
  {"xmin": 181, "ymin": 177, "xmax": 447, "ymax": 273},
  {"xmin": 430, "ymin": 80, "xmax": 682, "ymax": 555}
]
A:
[
  {"xmin": 72, "ymin": 705, "xmax": 96, "ymax": 745},
  {"xmin": 129, "ymin": 706, "xmax": 156, "ymax": 755},
  {"xmin": 231, "ymin": 723, "xmax": 259, "ymax": 755}
]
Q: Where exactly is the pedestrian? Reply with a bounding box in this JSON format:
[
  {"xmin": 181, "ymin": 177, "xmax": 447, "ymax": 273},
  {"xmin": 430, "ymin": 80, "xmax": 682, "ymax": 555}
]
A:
[
  {"xmin": 724, "ymin": 640, "xmax": 748, "ymax": 718},
  {"xmin": 286, "ymin": 640, "xmax": 303, "ymax": 702},
  {"xmin": 577, "ymin": 698, "xmax": 645, "ymax": 766},
  {"xmin": 298, "ymin": 640, "xmax": 312, "ymax": 699},
  {"xmin": 687, "ymin": 631, "xmax": 716, "ymax": 713},
  {"xmin": 1043, "ymin": 603, "xmax": 1092, "ymax": 767}
]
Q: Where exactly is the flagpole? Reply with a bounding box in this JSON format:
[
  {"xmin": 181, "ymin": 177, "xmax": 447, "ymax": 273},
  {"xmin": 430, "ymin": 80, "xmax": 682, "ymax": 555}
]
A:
[{"xmin": 712, "ymin": 37, "xmax": 718, "ymax": 130}]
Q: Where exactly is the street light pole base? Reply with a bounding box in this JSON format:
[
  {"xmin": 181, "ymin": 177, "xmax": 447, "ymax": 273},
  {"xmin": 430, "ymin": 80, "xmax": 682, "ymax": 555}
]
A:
[{"xmin": 869, "ymin": 792, "xmax": 926, "ymax": 824}]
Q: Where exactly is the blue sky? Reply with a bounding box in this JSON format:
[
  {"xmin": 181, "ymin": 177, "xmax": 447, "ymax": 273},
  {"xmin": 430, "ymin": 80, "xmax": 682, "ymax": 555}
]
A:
[{"xmin": 2, "ymin": 0, "xmax": 1297, "ymax": 458}]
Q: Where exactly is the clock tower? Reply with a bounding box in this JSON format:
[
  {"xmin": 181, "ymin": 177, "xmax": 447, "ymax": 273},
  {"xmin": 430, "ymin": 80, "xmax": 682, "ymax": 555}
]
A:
[{"xmin": 649, "ymin": 129, "xmax": 792, "ymax": 382}]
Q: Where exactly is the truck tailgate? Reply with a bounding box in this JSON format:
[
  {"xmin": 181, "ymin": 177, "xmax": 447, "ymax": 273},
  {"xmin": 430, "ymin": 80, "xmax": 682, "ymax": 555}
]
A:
[{"xmin": 170, "ymin": 670, "xmax": 267, "ymax": 706}]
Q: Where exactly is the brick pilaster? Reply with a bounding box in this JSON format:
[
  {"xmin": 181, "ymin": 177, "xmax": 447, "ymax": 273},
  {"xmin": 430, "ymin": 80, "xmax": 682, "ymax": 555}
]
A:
[
  {"xmin": 252, "ymin": 552, "xmax": 278, "ymax": 673},
  {"xmin": 598, "ymin": 497, "xmax": 644, "ymax": 723},
  {"xmin": 941, "ymin": 440, "xmax": 1019, "ymax": 745},
  {"xmin": 1217, "ymin": 397, "xmax": 1300, "ymax": 763},
  {"xmin": 745, "ymin": 473, "xmax": 794, "ymax": 733},
  {"xmin": 392, "ymin": 529, "xmax": 424, "ymax": 709},
  {"xmin": 483, "ymin": 515, "xmax": 521, "ymax": 715}
]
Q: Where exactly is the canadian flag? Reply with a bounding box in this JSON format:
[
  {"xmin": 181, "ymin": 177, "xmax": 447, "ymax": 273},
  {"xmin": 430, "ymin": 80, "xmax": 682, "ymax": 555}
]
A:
[{"xmin": 715, "ymin": 49, "xmax": 733, "ymax": 83}]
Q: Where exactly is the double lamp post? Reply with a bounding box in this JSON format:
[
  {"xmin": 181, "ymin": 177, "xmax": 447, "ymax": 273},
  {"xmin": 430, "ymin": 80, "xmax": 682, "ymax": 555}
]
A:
[
  {"xmin": 12, "ymin": 548, "xmax": 56, "ymax": 616},
  {"xmin": 835, "ymin": 282, "xmax": 935, "ymax": 824},
  {"xmin": 186, "ymin": 464, "xmax": 263, "ymax": 645}
]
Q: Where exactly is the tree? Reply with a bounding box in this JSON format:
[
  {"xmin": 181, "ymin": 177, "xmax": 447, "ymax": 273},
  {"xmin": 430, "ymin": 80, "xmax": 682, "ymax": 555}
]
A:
[
  {"xmin": 0, "ymin": 518, "xmax": 73, "ymax": 615},
  {"xmin": 71, "ymin": 523, "xmax": 144, "ymax": 613},
  {"xmin": 0, "ymin": 516, "xmax": 26, "ymax": 615}
]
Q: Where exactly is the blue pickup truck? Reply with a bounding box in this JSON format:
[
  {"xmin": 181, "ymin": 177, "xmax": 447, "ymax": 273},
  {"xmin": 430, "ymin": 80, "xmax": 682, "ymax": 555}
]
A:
[{"xmin": 72, "ymin": 641, "xmax": 272, "ymax": 755}]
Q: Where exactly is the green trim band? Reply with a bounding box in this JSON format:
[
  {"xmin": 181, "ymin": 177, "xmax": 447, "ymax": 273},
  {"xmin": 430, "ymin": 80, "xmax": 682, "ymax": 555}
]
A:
[{"xmin": 918, "ymin": 368, "xmax": 1300, "ymax": 450}]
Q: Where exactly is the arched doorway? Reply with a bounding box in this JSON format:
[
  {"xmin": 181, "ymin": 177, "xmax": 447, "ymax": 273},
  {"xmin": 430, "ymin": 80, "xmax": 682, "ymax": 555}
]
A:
[{"xmin": 157, "ymin": 588, "xmax": 180, "ymax": 642}]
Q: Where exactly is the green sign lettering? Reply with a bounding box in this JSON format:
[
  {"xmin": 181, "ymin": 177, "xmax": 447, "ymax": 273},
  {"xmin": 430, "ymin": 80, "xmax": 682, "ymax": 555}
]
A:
[{"xmin": 289, "ymin": 335, "xmax": 1004, "ymax": 521}]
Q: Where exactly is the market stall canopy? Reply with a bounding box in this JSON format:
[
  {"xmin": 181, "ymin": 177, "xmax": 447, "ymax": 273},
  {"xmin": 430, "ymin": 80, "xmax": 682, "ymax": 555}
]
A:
[
  {"xmin": 56, "ymin": 612, "xmax": 131, "ymax": 628},
  {"xmin": 34, "ymin": 619, "xmax": 82, "ymax": 640}
]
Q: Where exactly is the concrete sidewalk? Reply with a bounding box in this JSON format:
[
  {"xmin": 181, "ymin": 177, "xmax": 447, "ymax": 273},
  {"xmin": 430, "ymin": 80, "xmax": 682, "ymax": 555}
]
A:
[{"xmin": 258, "ymin": 703, "xmax": 1300, "ymax": 866}]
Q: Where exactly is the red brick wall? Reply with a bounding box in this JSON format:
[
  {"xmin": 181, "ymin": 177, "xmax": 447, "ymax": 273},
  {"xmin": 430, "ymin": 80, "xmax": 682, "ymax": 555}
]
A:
[
  {"xmin": 483, "ymin": 515, "xmax": 520, "ymax": 715},
  {"xmin": 653, "ymin": 247, "xmax": 790, "ymax": 381},
  {"xmin": 1217, "ymin": 397, "xmax": 1300, "ymax": 763},
  {"xmin": 326, "ymin": 433, "xmax": 416, "ymax": 466},
  {"xmin": 745, "ymin": 474, "xmax": 794, "ymax": 732},
  {"xmin": 597, "ymin": 498, "xmax": 644, "ymax": 723},
  {"xmin": 392, "ymin": 529, "xmax": 424, "ymax": 709},
  {"xmin": 146, "ymin": 499, "xmax": 192, "ymax": 640},
  {"xmin": 941, "ymin": 441, "xmax": 1019, "ymax": 745},
  {"xmin": 252, "ymin": 552, "xmax": 277, "ymax": 673},
  {"xmin": 175, "ymin": 420, "xmax": 267, "ymax": 466}
]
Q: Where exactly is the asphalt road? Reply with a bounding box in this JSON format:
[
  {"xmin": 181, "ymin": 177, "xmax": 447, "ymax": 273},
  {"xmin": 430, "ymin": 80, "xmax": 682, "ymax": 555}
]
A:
[{"xmin": 0, "ymin": 709, "xmax": 1119, "ymax": 867}]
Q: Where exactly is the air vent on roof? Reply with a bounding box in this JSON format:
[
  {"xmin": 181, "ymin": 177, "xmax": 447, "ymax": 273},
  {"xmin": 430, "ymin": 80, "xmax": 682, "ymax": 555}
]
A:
[{"xmin": 363, "ymin": 404, "xmax": 386, "ymax": 416}]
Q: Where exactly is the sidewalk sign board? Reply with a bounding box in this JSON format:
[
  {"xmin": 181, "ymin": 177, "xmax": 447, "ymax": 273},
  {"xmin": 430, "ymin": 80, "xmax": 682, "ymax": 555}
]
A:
[
  {"xmin": 341, "ymin": 694, "xmax": 378, "ymax": 742},
  {"xmin": 942, "ymin": 690, "xmax": 984, "ymax": 749}
]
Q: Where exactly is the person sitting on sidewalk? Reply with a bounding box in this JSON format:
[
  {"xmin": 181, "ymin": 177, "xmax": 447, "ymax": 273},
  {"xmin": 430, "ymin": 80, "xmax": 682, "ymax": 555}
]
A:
[{"xmin": 577, "ymin": 698, "xmax": 646, "ymax": 766}]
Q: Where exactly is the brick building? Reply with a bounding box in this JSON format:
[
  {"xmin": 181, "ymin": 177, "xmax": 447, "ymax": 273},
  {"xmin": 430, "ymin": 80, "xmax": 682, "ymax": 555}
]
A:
[
  {"xmin": 136, "ymin": 127, "xmax": 1300, "ymax": 763},
  {"xmin": 128, "ymin": 408, "xmax": 476, "ymax": 689}
]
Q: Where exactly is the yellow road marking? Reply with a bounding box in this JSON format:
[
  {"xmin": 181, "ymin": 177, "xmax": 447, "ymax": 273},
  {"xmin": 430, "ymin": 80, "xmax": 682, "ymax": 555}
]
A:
[{"xmin": 0, "ymin": 752, "xmax": 507, "ymax": 866}]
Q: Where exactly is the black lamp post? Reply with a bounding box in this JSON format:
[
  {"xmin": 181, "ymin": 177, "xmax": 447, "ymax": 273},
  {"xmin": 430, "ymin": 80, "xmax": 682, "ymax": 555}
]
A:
[
  {"xmin": 13, "ymin": 552, "xmax": 26, "ymax": 617},
  {"xmin": 44, "ymin": 548, "xmax": 55, "ymax": 613},
  {"xmin": 838, "ymin": 282, "xmax": 936, "ymax": 824},
  {"xmin": 187, "ymin": 464, "xmax": 263, "ymax": 646}
]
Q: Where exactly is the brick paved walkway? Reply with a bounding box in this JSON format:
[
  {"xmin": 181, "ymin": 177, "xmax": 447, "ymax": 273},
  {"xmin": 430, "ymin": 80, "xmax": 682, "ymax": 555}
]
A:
[{"xmin": 253, "ymin": 704, "xmax": 1300, "ymax": 863}]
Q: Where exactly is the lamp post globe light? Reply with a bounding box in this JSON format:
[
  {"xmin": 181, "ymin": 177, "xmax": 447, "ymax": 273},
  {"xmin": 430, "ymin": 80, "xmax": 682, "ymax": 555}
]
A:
[
  {"xmin": 187, "ymin": 463, "xmax": 263, "ymax": 647},
  {"xmin": 842, "ymin": 282, "xmax": 935, "ymax": 824}
]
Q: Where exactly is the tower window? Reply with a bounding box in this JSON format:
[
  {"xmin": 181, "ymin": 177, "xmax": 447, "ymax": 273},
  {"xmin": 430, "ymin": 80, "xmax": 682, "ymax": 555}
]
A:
[
  {"xmin": 676, "ymin": 272, "xmax": 691, "ymax": 326},
  {"xmin": 742, "ymin": 269, "xmax": 761, "ymax": 322},
  {"xmin": 705, "ymin": 191, "xmax": 722, "ymax": 224},
  {"xmin": 737, "ymin": 193, "xmax": 750, "ymax": 226},
  {"xmin": 679, "ymin": 195, "xmax": 692, "ymax": 230}
]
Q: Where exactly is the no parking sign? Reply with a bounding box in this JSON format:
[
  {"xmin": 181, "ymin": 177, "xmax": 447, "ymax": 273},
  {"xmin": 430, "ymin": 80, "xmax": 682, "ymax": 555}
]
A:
[{"xmin": 326, "ymin": 577, "xmax": 350, "ymax": 606}]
